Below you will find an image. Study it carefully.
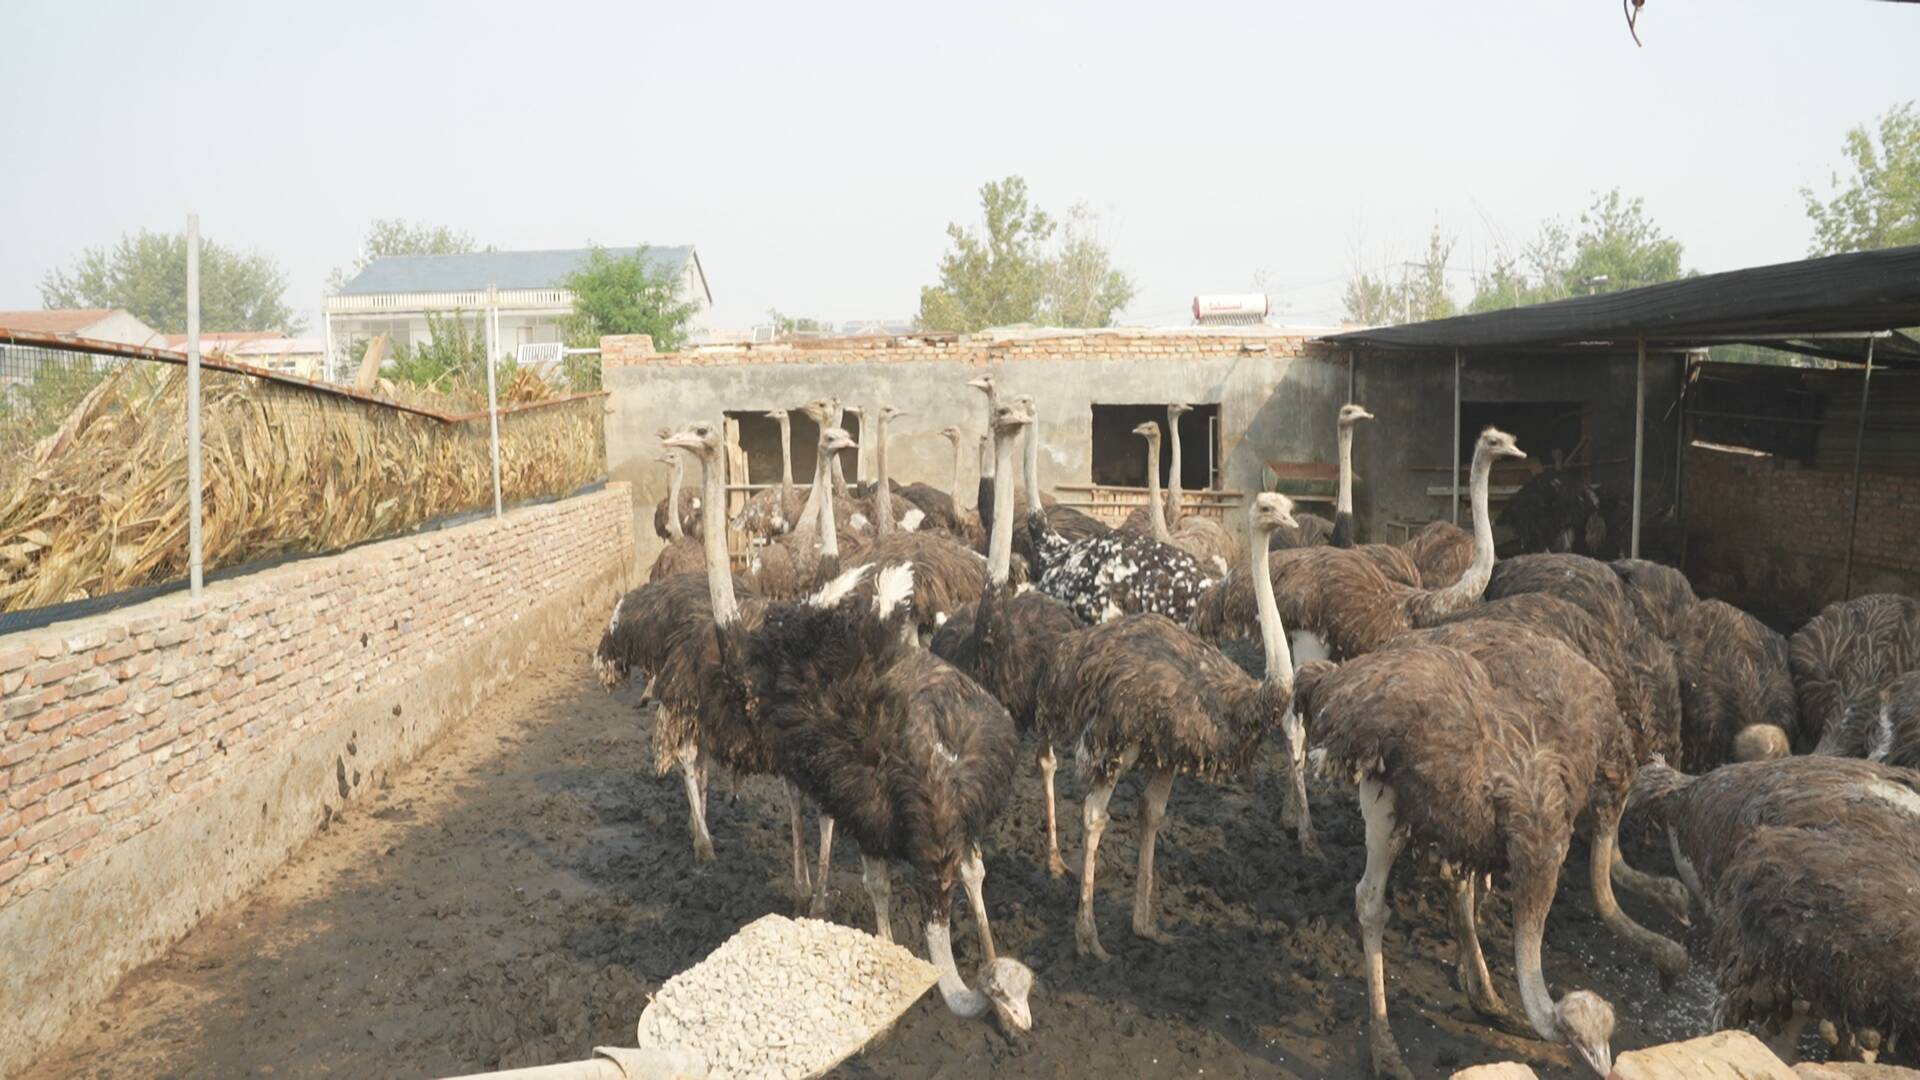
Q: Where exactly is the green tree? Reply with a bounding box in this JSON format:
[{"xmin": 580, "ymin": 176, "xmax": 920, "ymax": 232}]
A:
[
  {"xmin": 767, "ymin": 309, "xmax": 830, "ymax": 335},
  {"xmin": 1467, "ymin": 189, "xmax": 1688, "ymax": 312},
  {"xmin": 381, "ymin": 311, "xmax": 518, "ymax": 397},
  {"xmin": 560, "ymin": 245, "xmax": 703, "ymax": 360},
  {"xmin": 1342, "ymin": 226, "xmax": 1458, "ymax": 325},
  {"xmin": 327, "ymin": 218, "xmax": 476, "ymax": 293},
  {"xmin": 917, "ymin": 178, "xmax": 1136, "ymax": 332},
  {"xmin": 1803, "ymin": 101, "xmax": 1920, "ymax": 255},
  {"xmin": 39, "ymin": 229, "xmax": 301, "ymax": 334}
]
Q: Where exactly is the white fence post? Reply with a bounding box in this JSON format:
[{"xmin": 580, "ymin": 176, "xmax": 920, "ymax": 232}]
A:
[
  {"xmin": 485, "ymin": 285, "xmax": 503, "ymax": 518},
  {"xmin": 186, "ymin": 213, "xmax": 205, "ymax": 595}
]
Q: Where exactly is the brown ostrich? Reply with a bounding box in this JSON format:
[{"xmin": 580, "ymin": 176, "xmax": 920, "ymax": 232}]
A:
[
  {"xmin": 1673, "ymin": 599, "xmax": 1795, "ymax": 771},
  {"xmin": 673, "ymin": 420, "xmax": 1036, "ymax": 1030},
  {"xmin": 1292, "ymin": 624, "xmax": 1625, "ymax": 1079},
  {"xmin": 967, "ymin": 381, "xmax": 1103, "ymax": 565},
  {"xmin": 648, "ymin": 449, "xmax": 707, "ymax": 582},
  {"xmin": 1610, "ymin": 558, "xmax": 1699, "ymax": 643},
  {"xmin": 848, "ymin": 404, "xmax": 990, "ymax": 642},
  {"xmin": 732, "ymin": 407, "xmax": 809, "ymax": 539},
  {"xmin": 1130, "ymin": 419, "xmax": 1231, "ymax": 576},
  {"xmin": 1038, "ymin": 492, "xmax": 1302, "ymax": 960},
  {"xmin": 1321, "ymin": 402, "xmax": 1421, "ymax": 586},
  {"xmin": 1878, "ymin": 670, "xmax": 1920, "ymax": 768},
  {"xmin": 1789, "ymin": 593, "xmax": 1920, "ymax": 756},
  {"xmin": 1187, "ymin": 427, "xmax": 1524, "ymax": 851},
  {"xmin": 931, "ymin": 396, "xmax": 1086, "ymax": 877},
  {"xmin": 1632, "ymin": 756, "xmax": 1920, "ymax": 1065},
  {"xmin": 652, "ymin": 433, "xmax": 702, "ymax": 541},
  {"xmin": 1400, "ymin": 519, "xmax": 1474, "ymax": 588}
]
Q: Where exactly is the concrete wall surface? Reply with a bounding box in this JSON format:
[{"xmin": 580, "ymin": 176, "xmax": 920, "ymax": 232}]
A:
[{"xmin": 0, "ymin": 485, "xmax": 635, "ymax": 1076}]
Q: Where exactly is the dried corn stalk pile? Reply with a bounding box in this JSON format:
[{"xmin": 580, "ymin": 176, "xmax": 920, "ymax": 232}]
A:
[{"xmin": 0, "ymin": 365, "xmax": 604, "ymax": 612}]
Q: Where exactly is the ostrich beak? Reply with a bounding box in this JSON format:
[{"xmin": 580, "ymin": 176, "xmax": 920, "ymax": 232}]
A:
[
  {"xmin": 662, "ymin": 432, "xmax": 701, "ymax": 451},
  {"xmin": 1576, "ymin": 1042, "xmax": 1612, "ymax": 1077},
  {"xmin": 1355, "ymin": 407, "xmax": 1375, "ymax": 421},
  {"xmin": 966, "ymin": 377, "xmax": 992, "ymax": 392}
]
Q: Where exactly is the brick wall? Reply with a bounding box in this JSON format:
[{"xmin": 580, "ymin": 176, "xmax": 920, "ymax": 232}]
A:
[
  {"xmin": 0, "ymin": 485, "xmax": 634, "ymax": 1075},
  {"xmin": 603, "ymin": 327, "xmax": 1321, "ymax": 369},
  {"xmin": 1682, "ymin": 444, "xmax": 1920, "ymax": 621}
]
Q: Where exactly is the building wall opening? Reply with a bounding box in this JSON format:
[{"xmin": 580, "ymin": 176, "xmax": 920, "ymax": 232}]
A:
[
  {"xmin": 725, "ymin": 410, "xmax": 860, "ymax": 486},
  {"xmin": 1090, "ymin": 403, "xmax": 1219, "ymax": 488},
  {"xmin": 1458, "ymin": 400, "xmax": 1588, "ymax": 469}
]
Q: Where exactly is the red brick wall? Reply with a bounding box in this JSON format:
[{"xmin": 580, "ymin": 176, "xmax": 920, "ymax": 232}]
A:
[
  {"xmin": 602, "ymin": 328, "xmax": 1320, "ymax": 369},
  {"xmin": 0, "ymin": 485, "xmax": 632, "ymax": 909}
]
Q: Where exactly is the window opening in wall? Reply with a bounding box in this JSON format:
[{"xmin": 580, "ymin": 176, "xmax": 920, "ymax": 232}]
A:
[
  {"xmin": 1089, "ymin": 403, "xmax": 1220, "ymax": 487},
  {"xmin": 724, "ymin": 410, "xmax": 860, "ymax": 486}
]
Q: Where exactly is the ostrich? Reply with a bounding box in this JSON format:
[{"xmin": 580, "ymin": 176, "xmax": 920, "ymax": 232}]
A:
[
  {"xmin": 1163, "ymin": 403, "xmax": 1240, "ymax": 573},
  {"xmin": 648, "ymin": 450, "xmax": 707, "ymax": 582},
  {"xmin": 965, "ymin": 379, "xmax": 1102, "ymax": 561},
  {"xmin": 1878, "ymin": 670, "xmax": 1920, "ymax": 768},
  {"xmin": 1130, "ymin": 419, "xmax": 1230, "ymax": 576},
  {"xmin": 673, "ymin": 422, "xmax": 1036, "ymax": 1030},
  {"xmin": 849, "ymin": 404, "xmax": 991, "ymax": 642},
  {"xmin": 1292, "ymin": 625, "xmax": 1624, "ymax": 1079},
  {"xmin": 1610, "ymin": 558, "xmax": 1698, "ymax": 643},
  {"xmin": 1789, "ymin": 593, "xmax": 1920, "ymax": 756},
  {"xmin": 931, "ymin": 396, "xmax": 1085, "ymax": 877},
  {"xmin": 747, "ymin": 407, "xmax": 863, "ymax": 600},
  {"xmin": 1401, "ymin": 520, "xmax": 1475, "ymax": 588},
  {"xmin": 1320, "ymin": 402, "xmax": 1420, "ymax": 587},
  {"xmin": 1633, "ymin": 756, "xmax": 1920, "ymax": 1065},
  {"xmin": 1039, "ymin": 492, "xmax": 1303, "ymax": 960},
  {"xmin": 732, "ymin": 408, "xmax": 808, "ymax": 539},
  {"xmin": 1029, "ymin": 499, "xmax": 1218, "ymax": 626},
  {"xmin": 1499, "ymin": 469, "xmax": 1600, "ymax": 555},
  {"xmin": 1673, "ymin": 599, "xmax": 1795, "ymax": 771},
  {"xmin": 652, "ymin": 434, "xmax": 703, "ymax": 541}
]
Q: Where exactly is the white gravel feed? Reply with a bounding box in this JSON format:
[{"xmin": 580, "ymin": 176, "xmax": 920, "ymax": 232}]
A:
[{"xmin": 634, "ymin": 914, "xmax": 939, "ymax": 1080}]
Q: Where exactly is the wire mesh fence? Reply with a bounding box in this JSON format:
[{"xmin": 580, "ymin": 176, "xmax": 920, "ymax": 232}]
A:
[{"xmin": 0, "ymin": 332, "xmax": 607, "ymax": 623}]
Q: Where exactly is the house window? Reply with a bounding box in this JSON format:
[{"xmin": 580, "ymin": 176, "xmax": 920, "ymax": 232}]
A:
[
  {"xmin": 725, "ymin": 410, "xmax": 862, "ymax": 486},
  {"xmin": 1090, "ymin": 403, "xmax": 1219, "ymax": 488}
]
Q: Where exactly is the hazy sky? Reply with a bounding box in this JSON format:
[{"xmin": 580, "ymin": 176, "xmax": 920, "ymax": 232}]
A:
[{"xmin": 3, "ymin": 1, "xmax": 1913, "ymax": 333}]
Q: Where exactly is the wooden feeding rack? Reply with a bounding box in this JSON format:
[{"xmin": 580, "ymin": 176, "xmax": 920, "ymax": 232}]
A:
[
  {"xmin": 1052, "ymin": 484, "xmax": 1246, "ymax": 528},
  {"xmin": 1261, "ymin": 460, "xmax": 1340, "ymax": 507}
]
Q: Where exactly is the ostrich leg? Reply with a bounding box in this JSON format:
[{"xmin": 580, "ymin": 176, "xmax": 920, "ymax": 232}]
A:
[
  {"xmin": 861, "ymin": 855, "xmax": 893, "ymax": 943},
  {"xmin": 1768, "ymin": 999, "xmax": 1812, "ymax": 1063},
  {"xmin": 1280, "ymin": 706, "xmax": 1321, "ymax": 858},
  {"xmin": 1075, "ymin": 746, "xmax": 1137, "ymax": 960},
  {"xmin": 784, "ymin": 783, "xmax": 811, "ymax": 896},
  {"xmin": 1590, "ymin": 794, "xmax": 1689, "ymax": 985},
  {"xmin": 809, "ymin": 816, "xmax": 836, "ymax": 917},
  {"xmin": 1448, "ymin": 869, "xmax": 1528, "ymax": 1035},
  {"xmin": 1131, "ymin": 768, "xmax": 1178, "ymax": 944},
  {"xmin": 958, "ymin": 845, "xmax": 996, "ymax": 963},
  {"xmin": 677, "ymin": 738, "xmax": 715, "ymax": 862},
  {"xmin": 1357, "ymin": 777, "xmax": 1413, "ymax": 1080},
  {"xmin": 1039, "ymin": 743, "xmax": 1067, "ymax": 878},
  {"xmin": 1610, "ymin": 845, "xmax": 1693, "ymax": 927}
]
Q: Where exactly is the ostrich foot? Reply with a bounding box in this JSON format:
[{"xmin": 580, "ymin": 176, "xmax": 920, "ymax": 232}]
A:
[
  {"xmin": 1131, "ymin": 921, "xmax": 1180, "ymax": 946},
  {"xmin": 1368, "ymin": 1031, "xmax": 1415, "ymax": 1080},
  {"xmin": 1295, "ymin": 827, "xmax": 1324, "ymax": 861},
  {"xmin": 1046, "ymin": 850, "xmax": 1069, "ymax": 879},
  {"xmin": 807, "ymin": 882, "xmax": 831, "ymax": 918},
  {"xmin": 1075, "ymin": 917, "xmax": 1110, "ymax": 962},
  {"xmin": 692, "ymin": 836, "xmax": 716, "ymax": 863},
  {"xmin": 1465, "ymin": 991, "xmax": 1533, "ymax": 1038}
]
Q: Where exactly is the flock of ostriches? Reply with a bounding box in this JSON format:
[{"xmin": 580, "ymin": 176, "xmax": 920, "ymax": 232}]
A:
[{"xmin": 594, "ymin": 378, "xmax": 1920, "ymax": 1077}]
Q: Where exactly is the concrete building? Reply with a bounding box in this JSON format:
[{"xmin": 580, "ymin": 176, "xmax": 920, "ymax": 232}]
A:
[
  {"xmin": 322, "ymin": 246, "xmax": 711, "ymax": 380},
  {"xmin": 0, "ymin": 308, "xmax": 164, "ymax": 349},
  {"xmin": 163, "ymin": 332, "xmax": 328, "ymax": 380}
]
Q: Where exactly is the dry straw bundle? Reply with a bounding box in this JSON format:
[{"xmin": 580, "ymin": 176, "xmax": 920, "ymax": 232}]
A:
[{"xmin": 0, "ymin": 364, "xmax": 604, "ymax": 613}]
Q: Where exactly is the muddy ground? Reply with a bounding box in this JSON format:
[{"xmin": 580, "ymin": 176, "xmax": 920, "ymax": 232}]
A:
[{"xmin": 22, "ymin": 616, "xmax": 1720, "ymax": 1079}]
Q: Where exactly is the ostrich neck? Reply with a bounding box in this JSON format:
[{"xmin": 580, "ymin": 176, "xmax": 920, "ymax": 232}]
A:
[
  {"xmin": 949, "ymin": 438, "xmax": 962, "ymax": 498},
  {"xmin": 873, "ymin": 412, "xmax": 895, "ymax": 538},
  {"xmin": 988, "ymin": 423, "xmax": 1020, "ymax": 584},
  {"xmin": 1024, "ymin": 412, "xmax": 1041, "ymax": 509},
  {"xmin": 1336, "ymin": 424, "xmax": 1354, "ymax": 517},
  {"xmin": 1250, "ymin": 518, "xmax": 1292, "ymax": 686},
  {"xmin": 1512, "ymin": 892, "xmax": 1561, "ymax": 1042},
  {"xmin": 925, "ymin": 919, "xmax": 990, "ymax": 1019},
  {"xmin": 815, "ymin": 440, "xmax": 840, "ymax": 559},
  {"xmin": 1424, "ymin": 442, "xmax": 1497, "ymax": 616},
  {"xmin": 830, "ymin": 404, "xmax": 850, "ymax": 498},
  {"xmin": 1168, "ymin": 409, "xmax": 1184, "ymax": 521},
  {"xmin": 778, "ymin": 415, "xmax": 794, "ymax": 499},
  {"xmin": 1144, "ymin": 436, "xmax": 1173, "ymax": 544},
  {"xmin": 666, "ymin": 452, "xmax": 685, "ymax": 540},
  {"xmin": 694, "ymin": 448, "xmax": 738, "ymax": 626}
]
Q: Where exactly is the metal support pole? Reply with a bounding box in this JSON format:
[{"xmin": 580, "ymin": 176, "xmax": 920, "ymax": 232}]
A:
[
  {"xmin": 485, "ymin": 286, "xmax": 503, "ymax": 518},
  {"xmin": 1843, "ymin": 337, "xmax": 1877, "ymax": 598},
  {"xmin": 322, "ymin": 310, "xmax": 335, "ymax": 383},
  {"xmin": 1631, "ymin": 337, "xmax": 1646, "ymax": 559},
  {"xmin": 186, "ymin": 214, "xmax": 204, "ymax": 596},
  {"xmin": 1676, "ymin": 354, "xmax": 1690, "ymax": 572},
  {"xmin": 1451, "ymin": 348, "xmax": 1462, "ymax": 525}
]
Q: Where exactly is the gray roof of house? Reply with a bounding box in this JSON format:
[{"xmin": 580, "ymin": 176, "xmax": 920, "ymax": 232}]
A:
[{"xmin": 338, "ymin": 245, "xmax": 700, "ymax": 297}]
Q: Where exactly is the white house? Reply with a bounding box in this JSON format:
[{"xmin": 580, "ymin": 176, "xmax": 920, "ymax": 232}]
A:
[{"xmin": 321, "ymin": 246, "xmax": 711, "ymax": 380}]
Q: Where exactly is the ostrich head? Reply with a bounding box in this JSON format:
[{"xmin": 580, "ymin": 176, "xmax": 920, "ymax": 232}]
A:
[
  {"xmin": 1554, "ymin": 989, "xmax": 1615, "ymax": 1076},
  {"xmin": 662, "ymin": 420, "xmax": 722, "ymax": 459},
  {"xmin": 1338, "ymin": 403, "xmax": 1375, "ymax": 427},
  {"xmin": 1169, "ymin": 402, "xmax": 1192, "ymax": 417},
  {"xmin": 1477, "ymin": 427, "xmax": 1527, "ymax": 460},
  {"xmin": 766, "ymin": 406, "xmax": 788, "ymax": 421},
  {"xmin": 939, "ymin": 424, "xmax": 962, "ymax": 443},
  {"xmin": 1250, "ymin": 491, "xmax": 1299, "ymax": 532},
  {"xmin": 995, "ymin": 397, "xmax": 1035, "ymax": 434},
  {"xmin": 1733, "ymin": 723, "xmax": 1790, "ymax": 761},
  {"xmin": 979, "ymin": 956, "xmax": 1034, "ymax": 1032},
  {"xmin": 1131, "ymin": 420, "xmax": 1162, "ymax": 443},
  {"xmin": 966, "ymin": 374, "xmax": 995, "ymax": 396},
  {"xmin": 819, "ymin": 426, "xmax": 857, "ymax": 455},
  {"xmin": 882, "ymin": 405, "xmax": 908, "ymax": 422},
  {"xmin": 799, "ymin": 398, "xmax": 834, "ymax": 425}
]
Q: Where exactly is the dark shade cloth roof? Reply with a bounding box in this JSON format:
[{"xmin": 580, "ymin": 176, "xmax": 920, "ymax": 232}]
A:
[
  {"xmin": 339, "ymin": 246, "xmax": 697, "ymax": 297},
  {"xmin": 1319, "ymin": 244, "xmax": 1920, "ymax": 358}
]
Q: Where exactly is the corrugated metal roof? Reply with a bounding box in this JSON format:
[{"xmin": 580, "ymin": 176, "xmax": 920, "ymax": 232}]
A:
[
  {"xmin": 1320, "ymin": 244, "xmax": 1920, "ymax": 357},
  {"xmin": 0, "ymin": 308, "xmax": 122, "ymax": 333},
  {"xmin": 337, "ymin": 246, "xmax": 695, "ymax": 296}
]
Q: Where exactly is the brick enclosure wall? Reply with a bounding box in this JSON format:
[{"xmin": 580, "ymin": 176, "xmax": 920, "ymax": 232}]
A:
[
  {"xmin": 0, "ymin": 485, "xmax": 634, "ymax": 1075},
  {"xmin": 602, "ymin": 327, "xmax": 1321, "ymax": 369},
  {"xmin": 1682, "ymin": 444, "xmax": 1920, "ymax": 621}
]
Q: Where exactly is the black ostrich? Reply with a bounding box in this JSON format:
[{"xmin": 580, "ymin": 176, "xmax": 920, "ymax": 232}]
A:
[
  {"xmin": 931, "ymin": 396, "xmax": 1085, "ymax": 877},
  {"xmin": 1673, "ymin": 599, "xmax": 1795, "ymax": 771},
  {"xmin": 1037, "ymin": 492, "xmax": 1302, "ymax": 960},
  {"xmin": 668, "ymin": 420, "xmax": 1036, "ymax": 1030}
]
